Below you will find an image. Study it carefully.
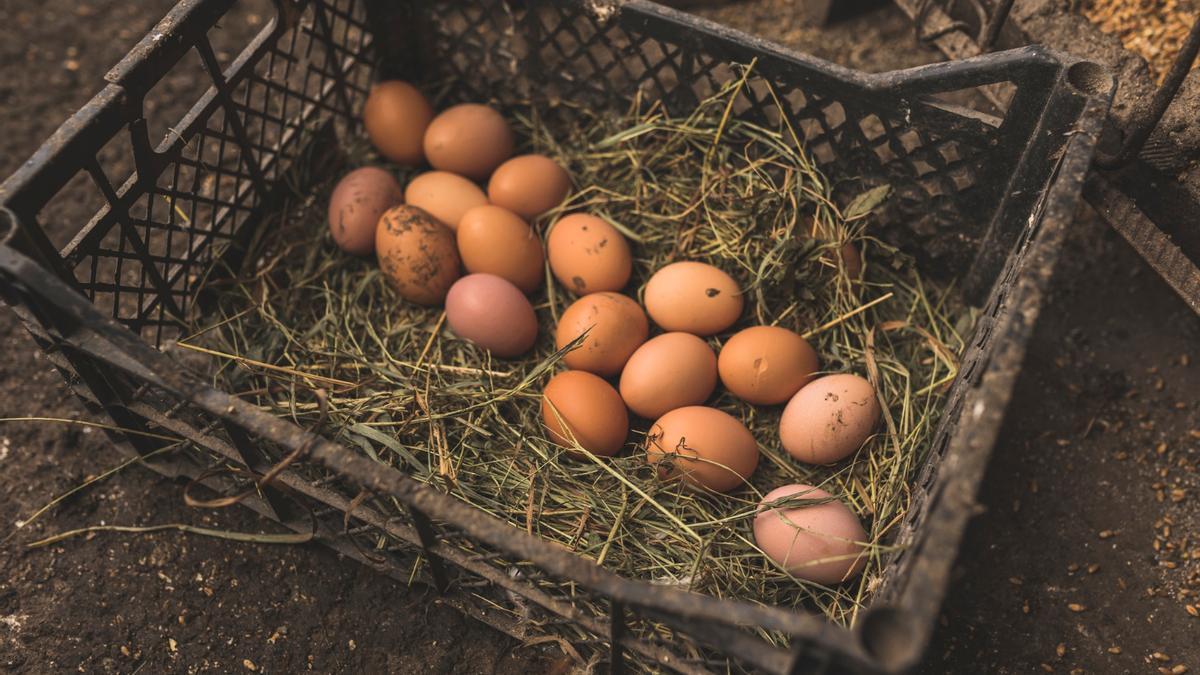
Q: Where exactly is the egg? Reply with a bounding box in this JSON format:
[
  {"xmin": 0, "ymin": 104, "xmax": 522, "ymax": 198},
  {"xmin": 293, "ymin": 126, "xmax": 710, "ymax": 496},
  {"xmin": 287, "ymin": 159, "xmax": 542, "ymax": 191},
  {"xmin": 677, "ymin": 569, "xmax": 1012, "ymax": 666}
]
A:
[
  {"xmin": 643, "ymin": 262, "xmax": 743, "ymax": 335},
  {"xmin": 456, "ymin": 206, "xmax": 544, "ymax": 294},
  {"xmin": 555, "ymin": 292, "xmax": 648, "ymax": 376},
  {"xmin": 718, "ymin": 326, "xmax": 819, "ymax": 405},
  {"xmin": 753, "ymin": 484, "xmax": 868, "ymax": 584},
  {"xmin": 423, "ymin": 103, "xmax": 515, "ymax": 180},
  {"xmin": 780, "ymin": 374, "xmax": 881, "ymax": 464},
  {"xmin": 645, "ymin": 406, "xmax": 758, "ymax": 492},
  {"xmin": 487, "ymin": 154, "xmax": 571, "ymax": 220},
  {"xmin": 404, "ymin": 171, "xmax": 488, "ymax": 230},
  {"xmin": 546, "ymin": 213, "xmax": 632, "ymax": 294},
  {"xmin": 444, "ymin": 274, "xmax": 539, "ymax": 358},
  {"xmin": 375, "ymin": 205, "xmax": 460, "ymax": 306},
  {"xmin": 542, "ymin": 370, "xmax": 629, "ymax": 457},
  {"xmin": 619, "ymin": 333, "xmax": 717, "ymax": 419},
  {"xmin": 362, "ymin": 81, "xmax": 434, "ymax": 166},
  {"xmin": 326, "ymin": 167, "xmax": 402, "ymax": 255}
]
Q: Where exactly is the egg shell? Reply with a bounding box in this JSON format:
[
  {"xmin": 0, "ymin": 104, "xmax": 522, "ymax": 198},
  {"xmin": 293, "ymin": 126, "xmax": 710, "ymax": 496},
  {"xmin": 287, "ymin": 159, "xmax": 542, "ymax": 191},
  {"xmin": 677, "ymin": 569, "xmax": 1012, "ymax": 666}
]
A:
[
  {"xmin": 718, "ymin": 326, "xmax": 819, "ymax": 405},
  {"xmin": 487, "ymin": 154, "xmax": 571, "ymax": 220},
  {"xmin": 362, "ymin": 81, "xmax": 434, "ymax": 166},
  {"xmin": 327, "ymin": 167, "xmax": 403, "ymax": 255},
  {"xmin": 753, "ymin": 484, "xmax": 868, "ymax": 584},
  {"xmin": 444, "ymin": 274, "xmax": 539, "ymax": 358},
  {"xmin": 424, "ymin": 104, "xmax": 515, "ymax": 180},
  {"xmin": 619, "ymin": 332, "xmax": 717, "ymax": 419},
  {"xmin": 456, "ymin": 206, "xmax": 544, "ymax": 294},
  {"xmin": 780, "ymin": 373, "xmax": 881, "ymax": 464},
  {"xmin": 644, "ymin": 262, "xmax": 743, "ymax": 336},
  {"xmin": 404, "ymin": 171, "xmax": 488, "ymax": 231},
  {"xmin": 645, "ymin": 406, "xmax": 759, "ymax": 492},
  {"xmin": 555, "ymin": 292, "xmax": 648, "ymax": 377},
  {"xmin": 547, "ymin": 213, "xmax": 632, "ymax": 295},
  {"xmin": 375, "ymin": 205, "xmax": 461, "ymax": 306},
  {"xmin": 542, "ymin": 370, "xmax": 629, "ymax": 457}
]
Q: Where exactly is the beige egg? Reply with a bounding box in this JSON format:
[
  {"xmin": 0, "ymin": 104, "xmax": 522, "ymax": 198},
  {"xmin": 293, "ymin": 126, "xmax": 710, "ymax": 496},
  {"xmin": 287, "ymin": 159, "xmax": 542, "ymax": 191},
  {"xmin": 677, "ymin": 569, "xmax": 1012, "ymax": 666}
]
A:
[
  {"xmin": 362, "ymin": 81, "xmax": 434, "ymax": 166},
  {"xmin": 326, "ymin": 167, "xmax": 402, "ymax": 255},
  {"xmin": 546, "ymin": 213, "xmax": 632, "ymax": 295},
  {"xmin": 555, "ymin": 292, "xmax": 648, "ymax": 377},
  {"xmin": 487, "ymin": 154, "xmax": 571, "ymax": 220},
  {"xmin": 619, "ymin": 333, "xmax": 717, "ymax": 419},
  {"xmin": 375, "ymin": 205, "xmax": 461, "ymax": 306},
  {"xmin": 542, "ymin": 370, "xmax": 629, "ymax": 457},
  {"xmin": 423, "ymin": 103, "xmax": 515, "ymax": 180},
  {"xmin": 644, "ymin": 262, "xmax": 743, "ymax": 336},
  {"xmin": 753, "ymin": 484, "xmax": 868, "ymax": 584},
  {"xmin": 645, "ymin": 406, "xmax": 758, "ymax": 492},
  {"xmin": 456, "ymin": 205, "xmax": 545, "ymax": 294},
  {"xmin": 404, "ymin": 171, "xmax": 488, "ymax": 231},
  {"xmin": 718, "ymin": 326, "xmax": 819, "ymax": 405},
  {"xmin": 780, "ymin": 374, "xmax": 881, "ymax": 464}
]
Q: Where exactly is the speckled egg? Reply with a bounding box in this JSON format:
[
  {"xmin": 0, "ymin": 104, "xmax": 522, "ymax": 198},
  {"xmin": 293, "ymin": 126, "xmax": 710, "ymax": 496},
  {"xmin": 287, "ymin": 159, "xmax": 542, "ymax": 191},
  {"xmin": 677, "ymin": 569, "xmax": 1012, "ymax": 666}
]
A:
[
  {"xmin": 645, "ymin": 406, "xmax": 759, "ymax": 492},
  {"xmin": 619, "ymin": 332, "xmax": 717, "ymax": 419},
  {"xmin": 643, "ymin": 262, "xmax": 743, "ymax": 336},
  {"xmin": 753, "ymin": 484, "xmax": 868, "ymax": 584},
  {"xmin": 362, "ymin": 81, "xmax": 434, "ymax": 166},
  {"xmin": 423, "ymin": 103, "xmax": 514, "ymax": 180},
  {"xmin": 375, "ymin": 205, "xmax": 460, "ymax": 306},
  {"xmin": 326, "ymin": 167, "xmax": 402, "ymax": 255},
  {"xmin": 404, "ymin": 171, "xmax": 488, "ymax": 231},
  {"xmin": 555, "ymin": 292, "xmax": 648, "ymax": 377},
  {"xmin": 456, "ymin": 205, "xmax": 544, "ymax": 294},
  {"xmin": 542, "ymin": 370, "xmax": 629, "ymax": 457},
  {"xmin": 546, "ymin": 213, "xmax": 632, "ymax": 295},
  {"xmin": 718, "ymin": 326, "xmax": 819, "ymax": 405},
  {"xmin": 780, "ymin": 374, "xmax": 881, "ymax": 464},
  {"xmin": 444, "ymin": 274, "xmax": 538, "ymax": 358},
  {"xmin": 487, "ymin": 154, "xmax": 571, "ymax": 220}
]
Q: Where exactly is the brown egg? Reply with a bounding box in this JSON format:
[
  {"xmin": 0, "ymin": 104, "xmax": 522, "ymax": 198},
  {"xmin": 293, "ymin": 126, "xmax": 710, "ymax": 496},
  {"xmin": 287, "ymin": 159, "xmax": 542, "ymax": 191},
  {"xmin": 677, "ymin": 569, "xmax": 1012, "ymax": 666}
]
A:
[
  {"xmin": 546, "ymin": 213, "xmax": 632, "ymax": 295},
  {"xmin": 487, "ymin": 154, "xmax": 571, "ymax": 220},
  {"xmin": 619, "ymin": 333, "xmax": 717, "ymax": 419},
  {"xmin": 542, "ymin": 370, "xmax": 629, "ymax": 457},
  {"xmin": 753, "ymin": 484, "xmax": 868, "ymax": 584},
  {"xmin": 555, "ymin": 292, "xmax": 648, "ymax": 377},
  {"xmin": 327, "ymin": 167, "xmax": 402, "ymax": 255},
  {"xmin": 444, "ymin": 274, "xmax": 538, "ymax": 358},
  {"xmin": 456, "ymin": 206, "xmax": 544, "ymax": 294},
  {"xmin": 645, "ymin": 406, "xmax": 759, "ymax": 492},
  {"xmin": 423, "ymin": 103, "xmax": 515, "ymax": 180},
  {"xmin": 643, "ymin": 262, "xmax": 743, "ymax": 336},
  {"xmin": 375, "ymin": 206, "xmax": 461, "ymax": 306},
  {"xmin": 404, "ymin": 171, "xmax": 488, "ymax": 231},
  {"xmin": 718, "ymin": 326, "xmax": 819, "ymax": 405},
  {"xmin": 780, "ymin": 374, "xmax": 881, "ymax": 464},
  {"xmin": 362, "ymin": 81, "xmax": 434, "ymax": 166}
]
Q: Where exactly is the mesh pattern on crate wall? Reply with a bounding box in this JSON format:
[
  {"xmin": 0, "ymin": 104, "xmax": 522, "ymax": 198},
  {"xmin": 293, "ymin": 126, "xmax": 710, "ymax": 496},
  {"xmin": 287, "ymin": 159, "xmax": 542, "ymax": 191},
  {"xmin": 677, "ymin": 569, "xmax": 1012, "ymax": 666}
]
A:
[
  {"xmin": 870, "ymin": 164, "xmax": 1053, "ymax": 605},
  {"xmin": 416, "ymin": 0, "xmax": 997, "ymax": 274},
  {"xmin": 57, "ymin": 0, "xmax": 375, "ymax": 346}
]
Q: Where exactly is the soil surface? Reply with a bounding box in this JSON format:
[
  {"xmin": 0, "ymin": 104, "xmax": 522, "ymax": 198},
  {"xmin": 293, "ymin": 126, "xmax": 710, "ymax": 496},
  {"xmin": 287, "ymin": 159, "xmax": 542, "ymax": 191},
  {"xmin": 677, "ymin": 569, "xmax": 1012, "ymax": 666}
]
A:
[{"xmin": 1, "ymin": 1, "xmax": 1198, "ymax": 674}]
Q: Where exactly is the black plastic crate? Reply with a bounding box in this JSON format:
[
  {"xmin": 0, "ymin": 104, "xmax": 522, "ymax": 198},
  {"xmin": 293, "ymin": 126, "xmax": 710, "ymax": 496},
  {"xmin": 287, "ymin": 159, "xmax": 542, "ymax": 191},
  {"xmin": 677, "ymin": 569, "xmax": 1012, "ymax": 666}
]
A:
[{"xmin": 0, "ymin": 0, "xmax": 1112, "ymax": 672}]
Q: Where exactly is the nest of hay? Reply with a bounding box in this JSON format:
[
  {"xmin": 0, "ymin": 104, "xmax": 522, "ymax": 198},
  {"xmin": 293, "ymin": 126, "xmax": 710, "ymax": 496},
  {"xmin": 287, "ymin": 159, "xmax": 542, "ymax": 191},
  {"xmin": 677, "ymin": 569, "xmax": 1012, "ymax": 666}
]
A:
[{"xmin": 180, "ymin": 65, "xmax": 975, "ymax": 642}]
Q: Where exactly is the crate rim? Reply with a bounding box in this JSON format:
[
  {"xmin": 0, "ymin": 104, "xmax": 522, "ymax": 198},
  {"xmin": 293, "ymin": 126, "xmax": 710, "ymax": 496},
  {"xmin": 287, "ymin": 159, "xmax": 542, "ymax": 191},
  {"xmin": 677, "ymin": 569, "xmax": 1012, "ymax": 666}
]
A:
[{"xmin": 0, "ymin": 0, "xmax": 1115, "ymax": 672}]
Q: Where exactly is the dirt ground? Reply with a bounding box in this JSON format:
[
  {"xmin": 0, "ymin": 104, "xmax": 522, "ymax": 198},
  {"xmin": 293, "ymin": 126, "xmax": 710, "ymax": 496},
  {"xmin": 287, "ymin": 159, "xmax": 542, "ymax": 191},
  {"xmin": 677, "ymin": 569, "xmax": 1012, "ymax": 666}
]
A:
[{"xmin": 1, "ymin": 1, "xmax": 1198, "ymax": 674}]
